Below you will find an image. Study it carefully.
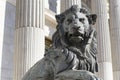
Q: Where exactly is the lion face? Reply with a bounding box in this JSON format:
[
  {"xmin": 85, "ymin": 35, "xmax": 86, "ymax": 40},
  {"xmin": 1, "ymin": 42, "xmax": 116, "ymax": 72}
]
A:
[
  {"xmin": 55, "ymin": 5, "xmax": 97, "ymax": 47},
  {"xmin": 63, "ymin": 12, "xmax": 90, "ymax": 43}
]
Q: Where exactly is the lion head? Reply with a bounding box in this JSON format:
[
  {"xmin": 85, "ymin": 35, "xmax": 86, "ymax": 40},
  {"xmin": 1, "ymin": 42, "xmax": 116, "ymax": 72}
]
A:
[
  {"xmin": 53, "ymin": 5, "xmax": 97, "ymax": 48},
  {"xmin": 52, "ymin": 5, "xmax": 98, "ymax": 73}
]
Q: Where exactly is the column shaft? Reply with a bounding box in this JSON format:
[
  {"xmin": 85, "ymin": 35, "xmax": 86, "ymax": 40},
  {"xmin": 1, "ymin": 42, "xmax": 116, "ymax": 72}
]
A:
[
  {"xmin": 45, "ymin": 0, "xmax": 49, "ymax": 9},
  {"xmin": 13, "ymin": 0, "xmax": 45, "ymax": 80},
  {"xmin": 0, "ymin": 0, "xmax": 6, "ymax": 80},
  {"xmin": 109, "ymin": 0, "xmax": 120, "ymax": 80},
  {"xmin": 57, "ymin": 0, "xmax": 61, "ymax": 14},
  {"xmin": 91, "ymin": 0, "xmax": 113, "ymax": 80},
  {"xmin": 15, "ymin": 0, "xmax": 44, "ymax": 29},
  {"xmin": 61, "ymin": 0, "xmax": 81, "ymax": 12}
]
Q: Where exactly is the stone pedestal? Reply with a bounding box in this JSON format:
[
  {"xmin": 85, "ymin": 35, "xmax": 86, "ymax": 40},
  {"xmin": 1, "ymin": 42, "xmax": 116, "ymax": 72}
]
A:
[
  {"xmin": 0, "ymin": 0, "xmax": 6, "ymax": 80},
  {"xmin": 13, "ymin": 0, "xmax": 45, "ymax": 80},
  {"xmin": 91, "ymin": 0, "xmax": 113, "ymax": 80},
  {"xmin": 109, "ymin": 0, "xmax": 120, "ymax": 80},
  {"xmin": 60, "ymin": 0, "xmax": 81, "ymax": 12}
]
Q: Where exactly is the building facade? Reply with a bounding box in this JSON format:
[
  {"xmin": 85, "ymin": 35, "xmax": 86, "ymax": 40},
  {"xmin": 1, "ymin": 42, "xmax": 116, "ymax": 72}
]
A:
[{"xmin": 0, "ymin": 0, "xmax": 120, "ymax": 80}]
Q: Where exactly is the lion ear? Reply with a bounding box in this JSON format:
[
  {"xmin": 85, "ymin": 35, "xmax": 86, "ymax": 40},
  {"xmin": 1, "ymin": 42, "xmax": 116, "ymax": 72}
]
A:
[
  {"xmin": 55, "ymin": 14, "xmax": 65, "ymax": 23},
  {"xmin": 87, "ymin": 14, "xmax": 97, "ymax": 25}
]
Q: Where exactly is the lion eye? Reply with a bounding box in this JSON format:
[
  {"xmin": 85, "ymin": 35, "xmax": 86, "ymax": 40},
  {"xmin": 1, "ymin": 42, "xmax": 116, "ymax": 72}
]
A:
[
  {"xmin": 67, "ymin": 19, "xmax": 72, "ymax": 24},
  {"xmin": 79, "ymin": 18, "xmax": 85, "ymax": 23}
]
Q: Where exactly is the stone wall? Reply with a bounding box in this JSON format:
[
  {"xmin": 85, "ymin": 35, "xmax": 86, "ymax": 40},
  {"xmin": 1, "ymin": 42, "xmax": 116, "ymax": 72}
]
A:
[{"xmin": 1, "ymin": 2, "xmax": 15, "ymax": 80}]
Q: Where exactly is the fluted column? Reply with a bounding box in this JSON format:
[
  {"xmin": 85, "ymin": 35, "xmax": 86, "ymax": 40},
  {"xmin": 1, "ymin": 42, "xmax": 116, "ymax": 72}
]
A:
[
  {"xmin": 13, "ymin": 0, "xmax": 45, "ymax": 80},
  {"xmin": 0, "ymin": 0, "xmax": 6, "ymax": 80},
  {"xmin": 57, "ymin": 0, "xmax": 61, "ymax": 14},
  {"xmin": 45, "ymin": 0, "xmax": 49, "ymax": 9},
  {"xmin": 109, "ymin": 0, "xmax": 120, "ymax": 80},
  {"xmin": 91, "ymin": 0, "xmax": 113, "ymax": 80},
  {"xmin": 61, "ymin": 0, "xmax": 81, "ymax": 12}
]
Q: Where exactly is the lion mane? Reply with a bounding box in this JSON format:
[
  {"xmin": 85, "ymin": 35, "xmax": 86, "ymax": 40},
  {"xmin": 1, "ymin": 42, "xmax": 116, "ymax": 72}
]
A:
[{"xmin": 52, "ymin": 5, "xmax": 98, "ymax": 73}]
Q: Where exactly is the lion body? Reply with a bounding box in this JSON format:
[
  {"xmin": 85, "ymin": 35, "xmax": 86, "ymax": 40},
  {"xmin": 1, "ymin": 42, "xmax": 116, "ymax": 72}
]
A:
[{"xmin": 22, "ymin": 5, "xmax": 99, "ymax": 80}]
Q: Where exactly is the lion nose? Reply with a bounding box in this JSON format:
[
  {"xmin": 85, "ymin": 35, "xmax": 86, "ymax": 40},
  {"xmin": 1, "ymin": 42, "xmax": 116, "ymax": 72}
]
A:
[{"xmin": 73, "ymin": 25, "xmax": 81, "ymax": 30}]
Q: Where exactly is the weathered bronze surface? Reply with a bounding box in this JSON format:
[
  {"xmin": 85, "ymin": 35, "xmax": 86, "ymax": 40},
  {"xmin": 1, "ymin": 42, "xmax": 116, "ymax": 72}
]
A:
[{"xmin": 22, "ymin": 5, "xmax": 101, "ymax": 80}]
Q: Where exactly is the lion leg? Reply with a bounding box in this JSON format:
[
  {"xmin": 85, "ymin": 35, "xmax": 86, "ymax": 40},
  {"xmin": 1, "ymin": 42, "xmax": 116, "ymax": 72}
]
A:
[{"xmin": 22, "ymin": 58, "xmax": 54, "ymax": 80}]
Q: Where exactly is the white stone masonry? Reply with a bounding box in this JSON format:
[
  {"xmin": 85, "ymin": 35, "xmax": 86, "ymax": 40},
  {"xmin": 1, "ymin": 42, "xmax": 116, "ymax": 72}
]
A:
[
  {"xmin": 61, "ymin": 0, "xmax": 81, "ymax": 12},
  {"xmin": 13, "ymin": 0, "xmax": 45, "ymax": 80},
  {"xmin": 109, "ymin": 0, "xmax": 120, "ymax": 80},
  {"xmin": 91, "ymin": 0, "xmax": 113, "ymax": 80},
  {"xmin": 0, "ymin": 0, "xmax": 6, "ymax": 80}
]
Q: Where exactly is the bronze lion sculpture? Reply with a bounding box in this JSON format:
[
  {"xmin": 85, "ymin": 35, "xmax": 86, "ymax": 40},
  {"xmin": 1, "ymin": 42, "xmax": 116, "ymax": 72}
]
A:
[{"xmin": 22, "ymin": 5, "xmax": 100, "ymax": 80}]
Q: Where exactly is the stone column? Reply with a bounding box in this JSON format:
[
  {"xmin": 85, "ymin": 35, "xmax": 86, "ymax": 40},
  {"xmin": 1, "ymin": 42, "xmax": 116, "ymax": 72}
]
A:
[
  {"xmin": 13, "ymin": 0, "xmax": 45, "ymax": 80},
  {"xmin": 60, "ymin": 0, "xmax": 81, "ymax": 12},
  {"xmin": 57, "ymin": 0, "xmax": 61, "ymax": 14},
  {"xmin": 91, "ymin": 0, "xmax": 113, "ymax": 80},
  {"xmin": 45, "ymin": 0, "xmax": 49, "ymax": 9},
  {"xmin": 0, "ymin": 0, "xmax": 6, "ymax": 80},
  {"xmin": 109, "ymin": 0, "xmax": 120, "ymax": 80}
]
